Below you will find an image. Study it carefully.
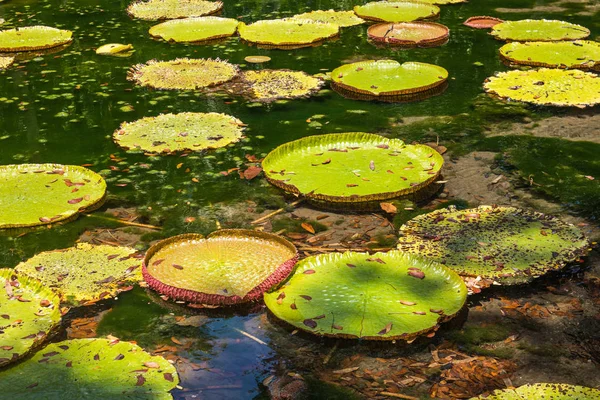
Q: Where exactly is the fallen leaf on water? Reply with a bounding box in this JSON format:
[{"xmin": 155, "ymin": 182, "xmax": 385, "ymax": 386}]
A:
[
  {"xmin": 301, "ymin": 222, "xmax": 315, "ymax": 234},
  {"xmin": 380, "ymin": 202, "xmax": 397, "ymax": 214}
]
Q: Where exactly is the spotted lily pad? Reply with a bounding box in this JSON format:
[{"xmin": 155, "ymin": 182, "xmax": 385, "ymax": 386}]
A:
[
  {"xmin": 0, "ymin": 338, "xmax": 179, "ymax": 399},
  {"xmin": 470, "ymin": 383, "xmax": 600, "ymax": 399},
  {"xmin": 290, "ymin": 10, "xmax": 365, "ymax": 28},
  {"xmin": 499, "ymin": 40, "xmax": 600, "ymax": 70},
  {"xmin": 238, "ymin": 19, "xmax": 339, "ymax": 49},
  {"xmin": 128, "ymin": 58, "xmax": 239, "ymax": 90},
  {"xmin": 490, "ymin": 19, "xmax": 590, "ymax": 42},
  {"xmin": 354, "ymin": 2, "xmax": 440, "ymax": 23},
  {"xmin": 262, "ymin": 132, "xmax": 443, "ymax": 205},
  {"xmin": 0, "ymin": 164, "xmax": 107, "ymax": 229},
  {"xmin": 15, "ymin": 243, "xmax": 142, "ymax": 307},
  {"xmin": 397, "ymin": 206, "xmax": 589, "ymax": 285},
  {"xmin": 127, "ymin": 0, "xmax": 223, "ymax": 20},
  {"xmin": 143, "ymin": 230, "xmax": 298, "ymax": 306},
  {"xmin": 237, "ymin": 69, "xmax": 325, "ymax": 102},
  {"xmin": 367, "ymin": 22, "xmax": 449, "ymax": 47},
  {"xmin": 0, "ymin": 56, "xmax": 14, "ymax": 69},
  {"xmin": 0, "ymin": 269, "xmax": 61, "ymax": 367},
  {"xmin": 149, "ymin": 17, "xmax": 239, "ymax": 43},
  {"xmin": 484, "ymin": 68, "xmax": 600, "ymax": 108},
  {"xmin": 264, "ymin": 251, "xmax": 467, "ymax": 340},
  {"xmin": 0, "ymin": 26, "xmax": 72, "ymax": 52}
]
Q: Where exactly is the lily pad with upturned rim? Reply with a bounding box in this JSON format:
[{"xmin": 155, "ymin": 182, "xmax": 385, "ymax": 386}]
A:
[
  {"xmin": 0, "ymin": 26, "xmax": 72, "ymax": 52},
  {"xmin": 261, "ymin": 132, "xmax": 444, "ymax": 205},
  {"xmin": 367, "ymin": 22, "xmax": 449, "ymax": 47},
  {"xmin": 149, "ymin": 17, "xmax": 239, "ymax": 43},
  {"xmin": 483, "ymin": 68, "xmax": 600, "ymax": 108},
  {"xmin": 463, "ymin": 16, "xmax": 503, "ymax": 29},
  {"xmin": 236, "ymin": 69, "xmax": 325, "ymax": 102},
  {"xmin": 354, "ymin": 2, "xmax": 440, "ymax": 23},
  {"xmin": 128, "ymin": 58, "xmax": 239, "ymax": 90},
  {"xmin": 264, "ymin": 251, "xmax": 467, "ymax": 340},
  {"xmin": 0, "ymin": 164, "xmax": 107, "ymax": 229},
  {"xmin": 143, "ymin": 230, "xmax": 298, "ymax": 306},
  {"xmin": 470, "ymin": 383, "xmax": 600, "ymax": 399},
  {"xmin": 490, "ymin": 19, "xmax": 590, "ymax": 42},
  {"xmin": 14, "ymin": 243, "xmax": 142, "ymax": 307},
  {"xmin": 127, "ymin": 0, "xmax": 223, "ymax": 20},
  {"xmin": 290, "ymin": 10, "xmax": 365, "ymax": 28},
  {"xmin": 397, "ymin": 205, "xmax": 589, "ymax": 285},
  {"xmin": 238, "ymin": 19, "xmax": 339, "ymax": 48},
  {"xmin": 0, "ymin": 269, "xmax": 61, "ymax": 368},
  {"xmin": 0, "ymin": 338, "xmax": 179, "ymax": 399},
  {"xmin": 499, "ymin": 40, "xmax": 600, "ymax": 70}
]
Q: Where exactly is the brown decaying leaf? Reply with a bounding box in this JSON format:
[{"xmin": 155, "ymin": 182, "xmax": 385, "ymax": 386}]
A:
[
  {"xmin": 378, "ymin": 322, "xmax": 393, "ymax": 335},
  {"xmin": 299, "ymin": 295, "xmax": 312, "ymax": 301},
  {"xmin": 380, "ymin": 202, "xmax": 397, "ymax": 214},
  {"xmin": 407, "ymin": 268, "xmax": 425, "ymax": 279},
  {"xmin": 303, "ymin": 269, "xmax": 316, "ymax": 274},
  {"xmin": 242, "ymin": 166, "xmax": 263, "ymax": 180},
  {"xmin": 303, "ymin": 319, "xmax": 317, "ymax": 329},
  {"xmin": 301, "ymin": 222, "xmax": 315, "ymax": 234},
  {"xmin": 136, "ymin": 375, "xmax": 146, "ymax": 386}
]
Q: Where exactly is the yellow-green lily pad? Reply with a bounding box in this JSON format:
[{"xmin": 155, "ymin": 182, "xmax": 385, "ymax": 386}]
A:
[
  {"xmin": 470, "ymin": 383, "xmax": 600, "ymax": 400},
  {"xmin": 0, "ymin": 26, "xmax": 72, "ymax": 52},
  {"xmin": 149, "ymin": 17, "xmax": 239, "ymax": 43},
  {"xmin": 238, "ymin": 19, "xmax": 339, "ymax": 48},
  {"xmin": 490, "ymin": 19, "xmax": 590, "ymax": 42},
  {"xmin": 499, "ymin": 40, "xmax": 600, "ymax": 70},
  {"xmin": 354, "ymin": 1, "xmax": 440, "ymax": 23},
  {"xmin": 237, "ymin": 69, "xmax": 325, "ymax": 102},
  {"xmin": 290, "ymin": 10, "xmax": 365, "ymax": 28},
  {"xmin": 127, "ymin": 0, "xmax": 223, "ymax": 20}
]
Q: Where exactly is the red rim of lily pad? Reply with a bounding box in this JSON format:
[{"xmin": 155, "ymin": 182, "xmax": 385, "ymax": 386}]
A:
[
  {"xmin": 367, "ymin": 22, "xmax": 449, "ymax": 47},
  {"xmin": 463, "ymin": 16, "xmax": 504, "ymax": 29}
]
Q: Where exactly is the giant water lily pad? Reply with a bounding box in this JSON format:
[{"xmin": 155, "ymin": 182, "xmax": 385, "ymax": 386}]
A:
[
  {"xmin": 237, "ymin": 69, "xmax": 325, "ymax": 102},
  {"xmin": 484, "ymin": 68, "xmax": 600, "ymax": 108},
  {"xmin": 262, "ymin": 132, "xmax": 443, "ymax": 204},
  {"xmin": 0, "ymin": 164, "xmax": 106, "ymax": 229},
  {"xmin": 0, "ymin": 338, "xmax": 179, "ymax": 399},
  {"xmin": 0, "ymin": 269, "xmax": 61, "ymax": 367},
  {"xmin": 290, "ymin": 10, "xmax": 365, "ymax": 27},
  {"xmin": 0, "ymin": 26, "xmax": 72, "ymax": 52},
  {"xmin": 0, "ymin": 56, "xmax": 14, "ymax": 69},
  {"xmin": 397, "ymin": 206, "xmax": 589, "ymax": 285},
  {"xmin": 128, "ymin": 58, "xmax": 239, "ymax": 90},
  {"xmin": 499, "ymin": 40, "xmax": 600, "ymax": 70},
  {"xmin": 149, "ymin": 17, "xmax": 239, "ymax": 43},
  {"xmin": 143, "ymin": 230, "xmax": 298, "ymax": 306},
  {"xmin": 127, "ymin": 0, "xmax": 223, "ymax": 20},
  {"xmin": 114, "ymin": 112, "xmax": 245, "ymax": 154},
  {"xmin": 15, "ymin": 243, "xmax": 141, "ymax": 307},
  {"xmin": 331, "ymin": 60, "xmax": 448, "ymax": 97},
  {"xmin": 368, "ymin": 22, "xmax": 449, "ymax": 47},
  {"xmin": 354, "ymin": 2, "xmax": 440, "ymax": 23},
  {"xmin": 264, "ymin": 251, "xmax": 467, "ymax": 340},
  {"xmin": 463, "ymin": 16, "xmax": 504, "ymax": 29},
  {"xmin": 470, "ymin": 383, "xmax": 600, "ymax": 399},
  {"xmin": 490, "ymin": 19, "xmax": 590, "ymax": 42},
  {"xmin": 238, "ymin": 19, "xmax": 339, "ymax": 48}
]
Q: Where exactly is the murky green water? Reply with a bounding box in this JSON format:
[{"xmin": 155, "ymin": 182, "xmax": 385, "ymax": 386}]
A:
[{"xmin": 0, "ymin": 0, "xmax": 599, "ymax": 398}]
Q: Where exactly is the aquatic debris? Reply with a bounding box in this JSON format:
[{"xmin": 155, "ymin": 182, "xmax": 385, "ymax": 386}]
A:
[
  {"xmin": 463, "ymin": 16, "xmax": 504, "ymax": 29},
  {"xmin": 149, "ymin": 16, "xmax": 239, "ymax": 43},
  {"xmin": 0, "ymin": 55, "xmax": 14, "ymax": 69},
  {"xmin": 127, "ymin": 0, "xmax": 223, "ymax": 20},
  {"xmin": 490, "ymin": 19, "xmax": 590, "ymax": 42},
  {"xmin": 236, "ymin": 69, "xmax": 325, "ymax": 102},
  {"xmin": 238, "ymin": 19, "xmax": 339, "ymax": 49},
  {"xmin": 499, "ymin": 40, "xmax": 600, "ymax": 71},
  {"xmin": 0, "ymin": 26, "xmax": 72, "ymax": 52},
  {"xmin": 367, "ymin": 22, "xmax": 449, "ymax": 47},
  {"xmin": 354, "ymin": 1, "xmax": 440, "ymax": 23}
]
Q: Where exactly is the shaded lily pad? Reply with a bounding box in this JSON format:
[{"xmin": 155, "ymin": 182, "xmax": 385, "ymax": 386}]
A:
[
  {"xmin": 463, "ymin": 16, "xmax": 504, "ymax": 29},
  {"xmin": 0, "ymin": 164, "xmax": 107, "ymax": 229},
  {"xmin": 397, "ymin": 206, "xmax": 589, "ymax": 285},
  {"xmin": 0, "ymin": 269, "xmax": 61, "ymax": 367},
  {"xmin": 484, "ymin": 68, "xmax": 600, "ymax": 108},
  {"xmin": 0, "ymin": 55, "xmax": 14, "ymax": 69},
  {"xmin": 367, "ymin": 22, "xmax": 449, "ymax": 47},
  {"xmin": 290, "ymin": 10, "xmax": 365, "ymax": 28},
  {"xmin": 0, "ymin": 338, "xmax": 179, "ymax": 399},
  {"xmin": 127, "ymin": 0, "xmax": 223, "ymax": 20},
  {"xmin": 264, "ymin": 251, "xmax": 467, "ymax": 340},
  {"xmin": 14, "ymin": 243, "xmax": 142, "ymax": 307},
  {"xmin": 143, "ymin": 230, "xmax": 298, "ymax": 306},
  {"xmin": 470, "ymin": 383, "xmax": 600, "ymax": 399},
  {"xmin": 96, "ymin": 43, "xmax": 133, "ymax": 56},
  {"xmin": 354, "ymin": 2, "xmax": 440, "ymax": 23},
  {"xmin": 490, "ymin": 19, "xmax": 590, "ymax": 42},
  {"xmin": 499, "ymin": 40, "xmax": 600, "ymax": 70},
  {"xmin": 149, "ymin": 17, "xmax": 239, "ymax": 43},
  {"xmin": 0, "ymin": 26, "xmax": 72, "ymax": 52},
  {"xmin": 114, "ymin": 112, "xmax": 245, "ymax": 154},
  {"xmin": 238, "ymin": 19, "xmax": 339, "ymax": 49},
  {"xmin": 128, "ymin": 58, "xmax": 239, "ymax": 90},
  {"xmin": 262, "ymin": 132, "xmax": 443, "ymax": 205},
  {"xmin": 236, "ymin": 69, "xmax": 325, "ymax": 102}
]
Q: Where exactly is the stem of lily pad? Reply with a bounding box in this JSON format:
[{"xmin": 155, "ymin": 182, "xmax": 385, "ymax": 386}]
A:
[
  {"xmin": 251, "ymin": 199, "xmax": 304, "ymax": 224},
  {"xmin": 83, "ymin": 213, "xmax": 162, "ymax": 230}
]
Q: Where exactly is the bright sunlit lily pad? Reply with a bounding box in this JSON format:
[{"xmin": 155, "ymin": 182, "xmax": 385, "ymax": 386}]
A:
[
  {"xmin": 149, "ymin": 17, "xmax": 239, "ymax": 43},
  {"xmin": 354, "ymin": 1, "xmax": 440, "ymax": 23},
  {"xmin": 238, "ymin": 19, "xmax": 339, "ymax": 48},
  {"xmin": 490, "ymin": 19, "xmax": 590, "ymax": 42},
  {"xmin": 499, "ymin": 40, "xmax": 600, "ymax": 70},
  {"xmin": 290, "ymin": 10, "xmax": 365, "ymax": 27},
  {"xmin": 237, "ymin": 69, "xmax": 325, "ymax": 102},
  {"xmin": 470, "ymin": 383, "xmax": 600, "ymax": 400},
  {"xmin": 127, "ymin": 0, "xmax": 223, "ymax": 20},
  {"xmin": 0, "ymin": 26, "xmax": 72, "ymax": 52}
]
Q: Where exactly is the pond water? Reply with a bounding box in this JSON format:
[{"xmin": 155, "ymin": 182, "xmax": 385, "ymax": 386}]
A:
[{"xmin": 0, "ymin": 0, "xmax": 599, "ymax": 398}]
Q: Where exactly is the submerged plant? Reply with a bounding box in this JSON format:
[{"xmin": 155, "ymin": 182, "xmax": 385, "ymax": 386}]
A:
[
  {"xmin": 149, "ymin": 17, "xmax": 239, "ymax": 43},
  {"xmin": 290, "ymin": 10, "xmax": 365, "ymax": 27},
  {"xmin": 354, "ymin": 1, "xmax": 440, "ymax": 23},
  {"xmin": 499, "ymin": 40, "xmax": 600, "ymax": 70},
  {"xmin": 0, "ymin": 26, "xmax": 72, "ymax": 52},
  {"xmin": 367, "ymin": 22, "xmax": 449, "ymax": 47},
  {"xmin": 490, "ymin": 19, "xmax": 590, "ymax": 42},
  {"xmin": 237, "ymin": 69, "xmax": 325, "ymax": 102},
  {"xmin": 470, "ymin": 383, "xmax": 600, "ymax": 399},
  {"xmin": 238, "ymin": 19, "xmax": 339, "ymax": 48},
  {"xmin": 127, "ymin": 0, "xmax": 223, "ymax": 20}
]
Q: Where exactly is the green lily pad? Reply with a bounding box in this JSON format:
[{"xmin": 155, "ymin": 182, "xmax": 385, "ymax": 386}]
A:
[
  {"xmin": 397, "ymin": 206, "xmax": 589, "ymax": 285},
  {"xmin": 238, "ymin": 19, "xmax": 339, "ymax": 48},
  {"xmin": 0, "ymin": 269, "xmax": 61, "ymax": 367},
  {"xmin": 331, "ymin": 60, "xmax": 448, "ymax": 97},
  {"xmin": 127, "ymin": 0, "xmax": 223, "ymax": 20},
  {"xmin": 264, "ymin": 251, "xmax": 467, "ymax": 340},
  {"xmin": 484, "ymin": 68, "xmax": 600, "ymax": 108},
  {"xmin": 14, "ymin": 243, "xmax": 142, "ymax": 307},
  {"xmin": 128, "ymin": 58, "xmax": 239, "ymax": 90},
  {"xmin": 490, "ymin": 19, "xmax": 590, "ymax": 42},
  {"xmin": 0, "ymin": 26, "xmax": 73, "ymax": 52},
  {"xmin": 470, "ymin": 383, "xmax": 600, "ymax": 400},
  {"xmin": 0, "ymin": 164, "xmax": 107, "ymax": 229},
  {"xmin": 143, "ymin": 230, "xmax": 298, "ymax": 306},
  {"xmin": 354, "ymin": 2, "xmax": 440, "ymax": 23},
  {"xmin": 114, "ymin": 112, "xmax": 245, "ymax": 154},
  {"xmin": 0, "ymin": 55, "xmax": 14, "ymax": 69},
  {"xmin": 499, "ymin": 40, "xmax": 600, "ymax": 70},
  {"xmin": 290, "ymin": 10, "xmax": 365, "ymax": 28},
  {"xmin": 237, "ymin": 69, "xmax": 325, "ymax": 102},
  {"xmin": 262, "ymin": 132, "xmax": 443, "ymax": 205},
  {"xmin": 149, "ymin": 17, "xmax": 239, "ymax": 43},
  {"xmin": 367, "ymin": 22, "xmax": 449, "ymax": 47},
  {"xmin": 0, "ymin": 338, "xmax": 179, "ymax": 399}
]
